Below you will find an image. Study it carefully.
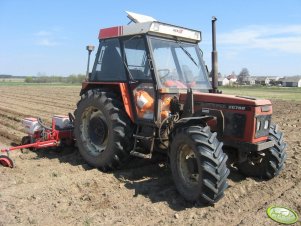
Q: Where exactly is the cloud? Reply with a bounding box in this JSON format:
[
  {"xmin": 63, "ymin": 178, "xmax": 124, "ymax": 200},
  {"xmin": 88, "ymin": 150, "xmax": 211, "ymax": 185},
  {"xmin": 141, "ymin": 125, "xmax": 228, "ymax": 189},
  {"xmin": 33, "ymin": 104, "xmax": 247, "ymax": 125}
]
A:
[
  {"xmin": 34, "ymin": 30, "xmax": 52, "ymax": 36},
  {"xmin": 218, "ymin": 25, "xmax": 301, "ymax": 54},
  {"xmin": 34, "ymin": 29, "xmax": 62, "ymax": 47},
  {"xmin": 36, "ymin": 38, "xmax": 59, "ymax": 46}
]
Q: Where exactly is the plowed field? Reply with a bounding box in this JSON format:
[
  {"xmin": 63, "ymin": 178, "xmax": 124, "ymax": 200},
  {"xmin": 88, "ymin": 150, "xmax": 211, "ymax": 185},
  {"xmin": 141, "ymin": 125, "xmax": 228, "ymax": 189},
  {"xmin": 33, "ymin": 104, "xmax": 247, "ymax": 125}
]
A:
[{"xmin": 0, "ymin": 85, "xmax": 300, "ymax": 225}]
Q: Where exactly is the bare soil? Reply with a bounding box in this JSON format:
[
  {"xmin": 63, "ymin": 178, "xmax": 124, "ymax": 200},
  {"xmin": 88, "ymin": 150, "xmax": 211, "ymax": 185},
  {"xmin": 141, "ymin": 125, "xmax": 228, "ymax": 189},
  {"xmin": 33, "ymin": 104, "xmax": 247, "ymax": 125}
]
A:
[{"xmin": 0, "ymin": 86, "xmax": 300, "ymax": 226}]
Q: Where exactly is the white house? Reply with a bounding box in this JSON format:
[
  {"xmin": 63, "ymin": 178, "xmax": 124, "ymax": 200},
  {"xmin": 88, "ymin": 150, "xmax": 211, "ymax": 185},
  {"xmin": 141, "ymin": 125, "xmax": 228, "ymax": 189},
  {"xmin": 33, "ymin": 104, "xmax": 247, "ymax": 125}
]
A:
[
  {"xmin": 268, "ymin": 76, "xmax": 281, "ymax": 86},
  {"xmin": 279, "ymin": 76, "xmax": 301, "ymax": 87},
  {"xmin": 268, "ymin": 76, "xmax": 280, "ymax": 82},
  {"xmin": 226, "ymin": 74, "xmax": 237, "ymax": 85},
  {"xmin": 244, "ymin": 76, "xmax": 256, "ymax": 85},
  {"xmin": 255, "ymin": 76, "xmax": 270, "ymax": 85},
  {"xmin": 229, "ymin": 78, "xmax": 237, "ymax": 85},
  {"xmin": 218, "ymin": 77, "xmax": 230, "ymax": 86}
]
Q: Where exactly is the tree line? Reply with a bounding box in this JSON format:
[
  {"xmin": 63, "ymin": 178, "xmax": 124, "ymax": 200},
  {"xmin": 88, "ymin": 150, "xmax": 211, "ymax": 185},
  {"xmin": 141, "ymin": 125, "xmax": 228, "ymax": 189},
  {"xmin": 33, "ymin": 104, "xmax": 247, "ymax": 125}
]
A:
[{"xmin": 24, "ymin": 74, "xmax": 86, "ymax": 83}]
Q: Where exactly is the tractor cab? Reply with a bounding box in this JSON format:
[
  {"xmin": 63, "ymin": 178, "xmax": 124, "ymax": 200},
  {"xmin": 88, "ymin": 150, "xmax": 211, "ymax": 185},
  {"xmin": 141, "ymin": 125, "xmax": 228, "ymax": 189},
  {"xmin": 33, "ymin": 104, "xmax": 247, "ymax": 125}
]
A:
[{"xmin": 86, "ymin": 12, "xmax": 211, "ymax": 123}]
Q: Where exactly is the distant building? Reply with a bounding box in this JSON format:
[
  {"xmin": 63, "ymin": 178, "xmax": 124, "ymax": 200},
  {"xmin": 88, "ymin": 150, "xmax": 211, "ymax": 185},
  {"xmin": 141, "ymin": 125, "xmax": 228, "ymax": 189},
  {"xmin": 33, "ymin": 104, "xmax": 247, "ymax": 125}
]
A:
[
  {"xmin": 227, "ymin": 74, "xmax": 237, "ymax": 85},
  {"xmin": 268, "ymin": 76, "xmax": 280, "ymax": 81},
  {"xmin": 279, "ymin": 76, "xmax": 301, "ymax": 87},
  {"xmin": 268, "ymin": 76, "xmax": 281, "ymax": 86},
  {"xmin": 218, "ymin": 77, "xmax": 230, "ymax": 86},
  {"xmin": 255, "ymin": 76, "xmax": 270, "ymax": 85},
  {"xmin": 244, "ymin": 76, "xmax": 256, "ymax": 85}
]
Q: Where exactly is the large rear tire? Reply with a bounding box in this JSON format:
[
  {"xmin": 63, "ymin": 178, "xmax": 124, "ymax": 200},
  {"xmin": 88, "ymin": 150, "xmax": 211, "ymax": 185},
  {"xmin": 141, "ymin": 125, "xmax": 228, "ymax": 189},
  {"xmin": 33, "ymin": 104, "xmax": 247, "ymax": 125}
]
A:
[
  {"xmin": 238, "ymin": 124, "xmax": 287, "ymax": 179},
  {"xmin": 170, "ymin": 126, "xmax": 229, "ymax": 205},
  {"xmin": 74, "ymin": 89, "xmax": 133, "ymax": 171}
]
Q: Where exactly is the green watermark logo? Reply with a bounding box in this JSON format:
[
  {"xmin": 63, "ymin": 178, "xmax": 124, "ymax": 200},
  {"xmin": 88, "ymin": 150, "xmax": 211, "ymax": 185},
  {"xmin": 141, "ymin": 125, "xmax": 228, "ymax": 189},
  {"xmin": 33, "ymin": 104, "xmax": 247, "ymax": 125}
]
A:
[{"xmin": 267, "ymin": 206, "xmax": 299, "ymax": 225}]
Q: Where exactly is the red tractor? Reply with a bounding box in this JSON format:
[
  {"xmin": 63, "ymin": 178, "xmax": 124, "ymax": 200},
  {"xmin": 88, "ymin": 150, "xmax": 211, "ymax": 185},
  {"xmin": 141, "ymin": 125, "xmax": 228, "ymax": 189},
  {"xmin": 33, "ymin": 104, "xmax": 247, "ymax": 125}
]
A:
[{"xmin": 74, "ymin": 12, "xmax": 287, "ymax": 204}]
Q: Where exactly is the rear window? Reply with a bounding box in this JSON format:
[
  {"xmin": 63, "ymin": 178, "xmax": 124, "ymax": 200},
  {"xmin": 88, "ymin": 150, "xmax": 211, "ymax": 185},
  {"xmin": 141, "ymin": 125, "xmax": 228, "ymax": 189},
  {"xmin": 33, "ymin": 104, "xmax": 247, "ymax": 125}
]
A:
[{"xmin": 91, "ymin": 38, "xmax": 126, "ymax": 81}]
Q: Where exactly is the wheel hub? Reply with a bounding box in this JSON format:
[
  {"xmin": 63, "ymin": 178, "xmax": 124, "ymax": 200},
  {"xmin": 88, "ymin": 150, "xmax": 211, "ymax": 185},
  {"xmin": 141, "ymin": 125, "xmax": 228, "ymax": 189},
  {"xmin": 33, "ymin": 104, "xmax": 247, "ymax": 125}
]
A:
[
  {"xmin": 88, "ymin": 116, "xmax": 107, "ymax": 145},
  {"xmin": 247, "ymin": 152, "xmax": 266, "ymax": 166},
  {"xmin": 178, "ymin": 144, "xmax": 199, "ymax": 184},
  {"xmin": 81, "ymin": 107, "xmax": 109, "ymax": 156}
]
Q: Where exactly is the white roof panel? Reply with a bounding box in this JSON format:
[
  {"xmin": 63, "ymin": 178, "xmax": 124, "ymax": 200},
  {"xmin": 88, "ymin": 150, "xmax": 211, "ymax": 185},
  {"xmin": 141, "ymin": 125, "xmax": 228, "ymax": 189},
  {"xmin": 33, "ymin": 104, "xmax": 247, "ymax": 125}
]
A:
[{"xmin": 126, "ymin": 11, "xmax": 157, "ymax": 23}]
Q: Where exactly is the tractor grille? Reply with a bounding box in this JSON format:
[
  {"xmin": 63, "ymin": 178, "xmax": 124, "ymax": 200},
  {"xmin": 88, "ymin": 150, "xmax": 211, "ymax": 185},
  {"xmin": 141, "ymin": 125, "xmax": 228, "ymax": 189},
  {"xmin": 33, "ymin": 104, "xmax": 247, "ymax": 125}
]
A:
[
  {"xmin": 255, "ymin": 115, "xmax": 271, "ymax": 138},
  {"xmin": 224, "ymin": 112, "xmax": 246, "ymax": 138}
]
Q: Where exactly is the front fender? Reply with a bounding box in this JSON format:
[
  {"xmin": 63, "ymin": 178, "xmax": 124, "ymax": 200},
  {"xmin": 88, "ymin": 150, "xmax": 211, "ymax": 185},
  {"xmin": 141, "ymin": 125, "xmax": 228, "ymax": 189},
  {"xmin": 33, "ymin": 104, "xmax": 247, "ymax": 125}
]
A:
[{"xmin": 172, "ymin": 116, "xmax": 214, "ymax": 133}]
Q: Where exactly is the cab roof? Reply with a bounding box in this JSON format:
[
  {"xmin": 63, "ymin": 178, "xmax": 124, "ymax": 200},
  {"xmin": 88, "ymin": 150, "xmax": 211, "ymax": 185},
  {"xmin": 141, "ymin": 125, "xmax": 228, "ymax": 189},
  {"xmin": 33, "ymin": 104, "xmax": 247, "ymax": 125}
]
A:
[{"xmin": 98, "ymin": 12, "xmax": 202, "ymax": 43}]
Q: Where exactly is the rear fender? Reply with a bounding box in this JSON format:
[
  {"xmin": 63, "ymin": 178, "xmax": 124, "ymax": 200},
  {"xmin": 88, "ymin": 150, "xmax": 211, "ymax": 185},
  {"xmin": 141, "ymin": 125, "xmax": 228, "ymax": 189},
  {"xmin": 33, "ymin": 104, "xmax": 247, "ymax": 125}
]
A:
[{"xmin": 80, "ymin": 82, "xmax": 135, "ymax": 122}]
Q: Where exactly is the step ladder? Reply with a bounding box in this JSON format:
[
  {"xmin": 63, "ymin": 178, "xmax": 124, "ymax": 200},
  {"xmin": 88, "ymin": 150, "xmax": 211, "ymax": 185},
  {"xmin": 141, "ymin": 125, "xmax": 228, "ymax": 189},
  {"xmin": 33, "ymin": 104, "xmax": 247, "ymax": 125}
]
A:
[{"xmin": 130, "ymin": 126, "xmax": 155, "ymax": 159}]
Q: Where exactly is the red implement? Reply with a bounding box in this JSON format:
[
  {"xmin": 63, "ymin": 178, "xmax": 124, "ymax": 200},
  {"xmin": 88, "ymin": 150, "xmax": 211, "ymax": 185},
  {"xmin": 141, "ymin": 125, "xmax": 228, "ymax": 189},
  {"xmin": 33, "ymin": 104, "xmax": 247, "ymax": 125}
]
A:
[
  {"xmin": 0, "ymin": 116, "xmax": 74, "ymax": 168},
  {"xmin": 0, "ymin": 155, "xmax": 14, "ymax": 168}
]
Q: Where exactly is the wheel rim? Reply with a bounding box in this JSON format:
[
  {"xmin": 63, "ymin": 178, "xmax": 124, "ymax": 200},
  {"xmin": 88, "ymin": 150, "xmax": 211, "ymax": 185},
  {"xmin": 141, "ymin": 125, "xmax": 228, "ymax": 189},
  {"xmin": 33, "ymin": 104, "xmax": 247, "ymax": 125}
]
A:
[
  {"xmin": 246, "ymin": 151, "xmax": 266, "ymax": 166},
  {"xmin": 88, "ymin": 116, "xmax": 107, "ymax": 145},
  {"xmin": 178, "ymin": 144, "xmax": 199, "ymax": 185},
  {"xmin": 80, "ymin": 107, "xmax": 108, "ymax": 156}
]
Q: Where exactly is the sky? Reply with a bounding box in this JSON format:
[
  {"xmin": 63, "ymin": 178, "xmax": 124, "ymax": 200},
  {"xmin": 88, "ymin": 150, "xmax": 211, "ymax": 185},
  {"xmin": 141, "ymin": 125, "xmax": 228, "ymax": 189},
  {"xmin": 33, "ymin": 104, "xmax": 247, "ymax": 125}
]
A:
[{"xmin": 0, "ymin": 0, "xmax": 301, "ymax": 77}]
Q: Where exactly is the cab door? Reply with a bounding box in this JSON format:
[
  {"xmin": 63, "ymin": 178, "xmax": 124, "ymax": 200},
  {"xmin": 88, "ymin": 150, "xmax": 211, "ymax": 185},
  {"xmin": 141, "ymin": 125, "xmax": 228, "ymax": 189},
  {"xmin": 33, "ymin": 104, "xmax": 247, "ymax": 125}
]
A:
[{"xmin": 122, "ymin": 36, "xmax": 158, "ymax": 124}]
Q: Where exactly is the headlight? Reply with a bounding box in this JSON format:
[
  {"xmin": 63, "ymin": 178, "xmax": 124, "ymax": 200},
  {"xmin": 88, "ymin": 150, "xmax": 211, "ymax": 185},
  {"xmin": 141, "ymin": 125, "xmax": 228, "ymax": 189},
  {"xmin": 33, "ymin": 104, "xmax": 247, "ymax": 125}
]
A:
[
  {"xmin": 264, "ymin": 120, "xmax": 269, "ymax": 130},
  {"xmin": 256, "ymin": 120, "xmax": 261, "ymax": 131},
  {"xmin": 255, "ymin": 115, "xmax": 272, "ymax": 138}
]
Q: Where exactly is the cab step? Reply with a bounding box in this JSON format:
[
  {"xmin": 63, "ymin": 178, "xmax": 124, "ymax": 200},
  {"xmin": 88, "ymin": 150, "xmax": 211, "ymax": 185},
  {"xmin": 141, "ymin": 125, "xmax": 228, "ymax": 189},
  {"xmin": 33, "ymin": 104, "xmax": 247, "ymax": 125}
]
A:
[{"xmin": 130, "ymin": 150, "xmax": 152, "ymax": 159}]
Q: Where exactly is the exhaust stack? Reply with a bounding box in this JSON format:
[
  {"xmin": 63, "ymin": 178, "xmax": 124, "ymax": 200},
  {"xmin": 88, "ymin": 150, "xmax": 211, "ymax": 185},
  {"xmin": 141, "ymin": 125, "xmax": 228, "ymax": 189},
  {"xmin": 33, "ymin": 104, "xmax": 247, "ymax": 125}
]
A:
[{"xmin": 211, "ymin": 17, "xmax": 218, "ymax": 93}]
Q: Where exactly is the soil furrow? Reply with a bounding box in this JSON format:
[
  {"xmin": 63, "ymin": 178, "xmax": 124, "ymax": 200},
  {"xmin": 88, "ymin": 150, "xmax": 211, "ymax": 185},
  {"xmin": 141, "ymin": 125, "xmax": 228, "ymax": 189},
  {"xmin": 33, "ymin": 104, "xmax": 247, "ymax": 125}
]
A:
[
  {"xmin": 0, "ymin": 95, "xmax": 75, "ymax": 110},
  {"xmin": 0, "ymin": 86, "xmax": 300, "ymax": 226}
]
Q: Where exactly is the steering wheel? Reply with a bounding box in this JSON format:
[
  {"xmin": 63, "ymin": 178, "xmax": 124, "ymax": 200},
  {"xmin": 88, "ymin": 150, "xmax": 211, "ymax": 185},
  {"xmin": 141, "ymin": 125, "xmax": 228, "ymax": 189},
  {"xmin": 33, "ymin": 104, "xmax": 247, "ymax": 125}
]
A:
[{"xmin": 157, "ymin": 69, "xmax": 170, "ymax": 79}]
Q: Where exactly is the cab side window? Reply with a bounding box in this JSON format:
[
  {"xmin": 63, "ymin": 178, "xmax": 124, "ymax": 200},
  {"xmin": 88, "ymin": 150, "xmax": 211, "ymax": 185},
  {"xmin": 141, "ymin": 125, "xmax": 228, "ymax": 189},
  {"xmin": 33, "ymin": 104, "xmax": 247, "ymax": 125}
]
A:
[
  {"xmin": 123, "ymin": 37, "xmax": 151, "ymax": 80},
  {"xmin": 91, "ymin": 38, "xmax": 126, "ymax": 81}
]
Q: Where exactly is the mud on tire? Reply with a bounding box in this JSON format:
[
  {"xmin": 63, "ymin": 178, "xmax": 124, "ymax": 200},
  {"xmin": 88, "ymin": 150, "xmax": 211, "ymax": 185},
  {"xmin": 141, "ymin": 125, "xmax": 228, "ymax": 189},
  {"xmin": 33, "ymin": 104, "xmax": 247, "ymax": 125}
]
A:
[
  {"xmin": 170, "ymin": 125, "xmax": 230, "ymax": 205},
  {"xmin": 238, "ymin": 124, "xmax": 287, "ymax": 179},
  {"xmin": 74, "ymin": 89, "xmax": 133, "ymax": 171}
]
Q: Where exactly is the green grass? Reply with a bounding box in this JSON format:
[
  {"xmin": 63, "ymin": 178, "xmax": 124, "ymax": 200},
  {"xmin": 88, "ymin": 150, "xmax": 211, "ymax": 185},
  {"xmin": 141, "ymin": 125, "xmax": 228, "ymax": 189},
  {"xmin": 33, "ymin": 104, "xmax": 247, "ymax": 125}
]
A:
[
  {"xmin": 220, "ymin": 86, "xmax": 301, "ymax": 101},
  {"xmin": 1, "ymin": 81, "xmax": 300, "ymax": 101}
]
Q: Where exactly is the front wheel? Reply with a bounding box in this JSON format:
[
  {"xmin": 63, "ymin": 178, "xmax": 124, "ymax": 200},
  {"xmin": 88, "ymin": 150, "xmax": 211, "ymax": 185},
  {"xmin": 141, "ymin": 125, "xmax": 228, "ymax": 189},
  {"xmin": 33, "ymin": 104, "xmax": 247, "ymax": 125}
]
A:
[
  {"xmin": 238, "ymin": 124, "xmax": 287, "ymax": 179},
  {"xmin": 170, "ymin": 126, "xmax": 229, "ymax": 205}
]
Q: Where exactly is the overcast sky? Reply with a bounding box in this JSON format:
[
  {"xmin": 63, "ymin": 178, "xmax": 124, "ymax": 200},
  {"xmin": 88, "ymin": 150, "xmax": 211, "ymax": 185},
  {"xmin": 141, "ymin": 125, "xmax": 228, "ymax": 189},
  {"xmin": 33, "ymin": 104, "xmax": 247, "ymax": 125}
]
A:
[{"xmin": 0, "ymin": 0, "xmax": 300, "ymax": 76}]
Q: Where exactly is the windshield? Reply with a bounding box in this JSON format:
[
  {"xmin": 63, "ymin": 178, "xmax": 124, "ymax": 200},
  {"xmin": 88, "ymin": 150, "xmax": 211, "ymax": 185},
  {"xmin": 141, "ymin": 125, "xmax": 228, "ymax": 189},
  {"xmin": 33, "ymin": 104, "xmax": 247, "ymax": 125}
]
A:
[{"xmin": 149, "ymin": 37, "xmax": 211, "ymax": 90}]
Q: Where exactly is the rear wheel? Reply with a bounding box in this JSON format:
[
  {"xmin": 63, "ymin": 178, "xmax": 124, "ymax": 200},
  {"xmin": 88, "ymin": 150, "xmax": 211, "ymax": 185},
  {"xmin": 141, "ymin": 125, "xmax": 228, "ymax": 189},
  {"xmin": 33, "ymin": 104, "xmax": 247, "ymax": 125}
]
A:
[
  {"xmin": 170, "ymin": 126, "xmax": 229, "ymax": 205},
  {"xmin": 74, "ymin": 89, "xmax": 133, "ymax": 171},
  {"xmin": 238, "ymin": 124, "xmax": 287, "ymax": 179}
]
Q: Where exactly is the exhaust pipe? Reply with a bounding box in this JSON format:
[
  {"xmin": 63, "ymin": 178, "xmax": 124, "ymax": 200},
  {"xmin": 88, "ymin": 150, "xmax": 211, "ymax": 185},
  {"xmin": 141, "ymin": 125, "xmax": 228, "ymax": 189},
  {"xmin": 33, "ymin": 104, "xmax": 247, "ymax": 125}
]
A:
[
  {"xmin": 86, "ymin": 45, "xmax": 95, "ymax": 80},
  {"xmin": 211, "ymin": 17, "xmax": 218, "ymax": 93}
]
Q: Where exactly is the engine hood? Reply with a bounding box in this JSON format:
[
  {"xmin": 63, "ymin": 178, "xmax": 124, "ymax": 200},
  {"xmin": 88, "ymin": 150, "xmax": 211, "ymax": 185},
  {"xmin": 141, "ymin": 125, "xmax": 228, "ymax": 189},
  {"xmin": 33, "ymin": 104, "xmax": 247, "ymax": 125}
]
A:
[{"xmin": 190, "ymin": 93, "xmax": 272, "ymax": 106}]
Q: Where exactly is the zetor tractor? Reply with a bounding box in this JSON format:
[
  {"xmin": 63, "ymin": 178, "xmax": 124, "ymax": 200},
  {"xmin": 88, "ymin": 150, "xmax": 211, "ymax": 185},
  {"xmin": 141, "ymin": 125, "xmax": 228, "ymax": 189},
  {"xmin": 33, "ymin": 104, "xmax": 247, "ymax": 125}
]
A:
[{"xmin": 74, "ymin": 12, "xmax": 287, "ymax": 205}]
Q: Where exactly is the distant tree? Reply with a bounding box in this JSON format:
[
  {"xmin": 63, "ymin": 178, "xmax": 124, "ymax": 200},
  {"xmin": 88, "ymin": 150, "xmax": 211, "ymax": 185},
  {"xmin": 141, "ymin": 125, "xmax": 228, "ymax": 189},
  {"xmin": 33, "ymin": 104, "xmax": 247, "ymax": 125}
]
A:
[
  {"xmin": 23, "ymin": 74, "xmax": 85, "ymax": 84},
  {"xmin": 237, "ymin": 68, "xmax": 250, "ymax": 84},
  {"xmin": 25, "ymin": 76, "xmax": 33, "ymax": 83},
  {"xmin": 68, "ymin": 75, "xmax": 78, "ymax": 83}
]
